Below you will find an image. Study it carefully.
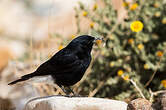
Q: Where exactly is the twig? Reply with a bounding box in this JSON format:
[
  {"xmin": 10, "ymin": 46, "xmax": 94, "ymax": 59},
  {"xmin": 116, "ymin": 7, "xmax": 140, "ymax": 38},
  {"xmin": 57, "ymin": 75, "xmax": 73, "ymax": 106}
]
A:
[
  {"xmin": 89, "ymin": 76, "xmax": 146, "ymax": 98},
  {"xmin": 89, "ymin": 81, "xmax": 104, "ymax": 97},
  {"xmin": 149, "ymin": 89, "xmax": 153, "ymax": 102},
  {"xmin": 153, "ymin": 90, "xmax": 166, "ymax": 95},
  {"xmin": 110, "ymin": 22, "xmax": 119, "ymax": 34},
  {"xmin": 129, "ymin": 79, "xmax": 146, "ymax": 99},
  {"xmin": 145, "ymin": 60, "xmax": 161, "ymax": 87},
  {"xmin": 149, "ymin": 89, "xmax": 166, "ymax": 102},
  {"xmin": 145, "ymin": 47, "xmax": 166, "ymax": 87}
]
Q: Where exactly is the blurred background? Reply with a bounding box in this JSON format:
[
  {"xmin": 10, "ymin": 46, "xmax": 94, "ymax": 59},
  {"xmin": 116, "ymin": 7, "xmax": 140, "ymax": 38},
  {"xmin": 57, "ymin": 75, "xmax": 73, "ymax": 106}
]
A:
[{"xmin": 0, "ymin": 0, "xmax": 166, "ymax": 110}]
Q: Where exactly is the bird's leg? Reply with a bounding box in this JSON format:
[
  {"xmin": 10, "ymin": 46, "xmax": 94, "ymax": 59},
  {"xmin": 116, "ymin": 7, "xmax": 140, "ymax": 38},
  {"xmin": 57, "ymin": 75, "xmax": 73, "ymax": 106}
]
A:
[
  {"xmin": 67, "ymin": 86, "xmax": 80, "ymax": 97},
  {"xmin": 67, "ymin": 86, "xmax": 75, "ymax": 95},
  {"xmin": 58, "ymin": 84, "xmax": 72, "ymax": 97},
  {"xmin": 58, "ymin": 85, "xmax": 67, "ymax": 94}
]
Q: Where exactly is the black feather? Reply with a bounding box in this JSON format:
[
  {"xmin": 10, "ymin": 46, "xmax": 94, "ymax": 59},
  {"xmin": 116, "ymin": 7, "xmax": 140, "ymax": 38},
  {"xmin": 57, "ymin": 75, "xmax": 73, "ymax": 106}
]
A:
[
  {"xmin": 8, "ymin": 35, "xmax": 97, "ymax": 95},
  {"xmin": 8, "ymin": 72, "xmax": 37, "ymax": 85}
]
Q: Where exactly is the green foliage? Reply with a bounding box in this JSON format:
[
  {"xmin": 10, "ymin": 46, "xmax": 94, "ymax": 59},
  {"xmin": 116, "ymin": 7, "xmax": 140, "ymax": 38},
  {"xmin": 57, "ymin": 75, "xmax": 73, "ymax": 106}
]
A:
[{"xmin": 75, "ymin": 0, "xmax": 166, "ymax": 101}]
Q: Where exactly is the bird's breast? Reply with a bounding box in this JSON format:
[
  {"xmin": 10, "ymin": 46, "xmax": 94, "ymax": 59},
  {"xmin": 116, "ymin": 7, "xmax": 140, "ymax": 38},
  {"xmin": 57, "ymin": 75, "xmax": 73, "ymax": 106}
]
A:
[{"xmin": 54, "ymin": 56, "xmax": 91, "ymax": 86}]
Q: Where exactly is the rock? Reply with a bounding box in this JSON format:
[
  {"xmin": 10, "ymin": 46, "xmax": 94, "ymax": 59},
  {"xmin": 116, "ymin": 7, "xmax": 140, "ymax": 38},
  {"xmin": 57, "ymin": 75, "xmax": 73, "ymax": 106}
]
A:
[
  {"xmin": 0, "ymin": 97, "xmax": 15, "ymax": 110},
  {"xmin": 152, "ymin": 92, "xmax": 166, "ymax": 110},
  {"xmin": 159, "ymin": 93, "xmax": 166, "ymax": 110},
  {"xmin": 24, "ymin": 96, "xmax": 127, "ymax": 110},
  {"xmin": 127, "ymin": 98, "xmax": 153, "ymax": 110}
]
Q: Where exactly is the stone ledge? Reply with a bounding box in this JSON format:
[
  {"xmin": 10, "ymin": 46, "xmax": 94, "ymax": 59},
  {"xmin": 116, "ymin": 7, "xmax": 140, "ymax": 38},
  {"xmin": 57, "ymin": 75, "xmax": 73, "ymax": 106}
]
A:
[{"xmin": 24, "ymin": 96, "xmax": 127, "ymax": 110}]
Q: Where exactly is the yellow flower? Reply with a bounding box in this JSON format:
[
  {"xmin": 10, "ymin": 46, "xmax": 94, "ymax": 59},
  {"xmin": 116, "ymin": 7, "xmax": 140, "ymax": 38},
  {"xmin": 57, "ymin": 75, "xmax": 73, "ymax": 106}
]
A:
[
  {"xmin": 109, "ymin": 62, "xmax": 115, "ymax": 67},
  {"xmin": 155, "ymin": 12, "xmax": 161, "ymax": 17},
  {"xmin": 58, "ymin": 45, "xmax": 63, "ymax": 50},
  {"xmin": 90, "ymin": 22, "xmax": 94, "ymax": 28},
  {"xmin": 82, "ymin": 11, "xmax": 88, "ymax": 17},
  {"xmin": 71, "ymin": 35, "xmax": 76, "ymax": 39},
  {"xmin": 153, "ymin": 2, "xmax": 159, "ymax": 8},
  {"xmin": 128, "ymin": 38, "xmax": 134, "ymax": 44},
  {"xmin": 123, "ymin": 2, "xmax": 129, "ymax": 7},
  {"xmin": 117, "ymin": 70, "xmax": 124, "ymax": 76},
  {"xmin": 161, "ymin": 80, "xmax": 166, "ymax": 88},
  {"xmin": 156, "ymin": 51, "xmax": 163, "ymax": 57},
  {"xmin": 162, "ymin": 18, "xmax": 166, "ymax": 24},
  {"xmin": 130, "ymin": 21, "xmax": 143, "ymax": 32},
  {"xmin": 137, "ymin": 44, "xmax": 144, "ymax": 50},
  {"xmin": 130, "ymin": 3, "xmax": 138, "ymax": 10},
  {"xmin": 93, "ymin": 3, "xmax": 98, "ymax": 11},
  {"xmin": 144, "ymin": 64, "xmax": 149, "ymax": 70},
  {"xmin": 123, "ymin": 75, "xmax": 129, "ymax": 81}
]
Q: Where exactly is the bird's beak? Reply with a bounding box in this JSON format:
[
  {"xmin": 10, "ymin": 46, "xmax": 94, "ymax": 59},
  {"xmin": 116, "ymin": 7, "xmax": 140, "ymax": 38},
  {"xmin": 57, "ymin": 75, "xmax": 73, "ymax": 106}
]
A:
[{"xmin": 93, "ymin": 37, "xmax": 103, "ymax": 43}]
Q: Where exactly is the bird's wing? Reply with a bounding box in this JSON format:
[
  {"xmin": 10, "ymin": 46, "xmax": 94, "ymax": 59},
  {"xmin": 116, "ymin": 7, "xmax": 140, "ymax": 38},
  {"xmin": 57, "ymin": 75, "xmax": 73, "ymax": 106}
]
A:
[
  {"xmin": 49, "ymin": 49, "xmax": 84, "ymax": 73},
  {"xmin": 35, "ymin": 49, "xmax": 83, "ymax": 75},
  {"xmin": 49, "ymin": 49, "xmax": 78, "ymax": 65}
]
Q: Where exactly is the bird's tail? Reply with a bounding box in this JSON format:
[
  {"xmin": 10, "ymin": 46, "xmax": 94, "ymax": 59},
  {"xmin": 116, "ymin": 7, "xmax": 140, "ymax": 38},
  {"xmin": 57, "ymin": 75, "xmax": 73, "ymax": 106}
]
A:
[{"xmin": 8, "ymin": 72, "xmax": 36, "ymax": 85}]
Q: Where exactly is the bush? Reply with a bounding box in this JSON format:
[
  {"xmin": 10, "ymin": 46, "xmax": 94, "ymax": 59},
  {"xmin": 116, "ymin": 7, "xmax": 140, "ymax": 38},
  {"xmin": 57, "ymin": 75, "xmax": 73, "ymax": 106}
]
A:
[{"xmin": 74, "ymin": 0, "xmax": 166, "ymax": 101}]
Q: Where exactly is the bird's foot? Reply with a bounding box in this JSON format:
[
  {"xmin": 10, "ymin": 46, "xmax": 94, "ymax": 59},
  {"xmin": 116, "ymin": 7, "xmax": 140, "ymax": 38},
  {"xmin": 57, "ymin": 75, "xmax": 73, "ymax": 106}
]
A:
[
  {"xmin": 62, "ymin": 94, "xmax": 82, "ymax": 98},
  {"xmin": 63, "ymin": 94, "xmax": 73, "ymax": 97},
  {"xmin": 71, "ymin": 94, "xmax": 82, "ymax": 97}
]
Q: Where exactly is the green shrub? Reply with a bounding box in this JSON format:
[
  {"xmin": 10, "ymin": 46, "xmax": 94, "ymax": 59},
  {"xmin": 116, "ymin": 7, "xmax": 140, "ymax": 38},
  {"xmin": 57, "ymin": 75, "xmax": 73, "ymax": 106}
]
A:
[{"xmin": 74, "ymin": 0, "xmax": 166, "ymax": 101}]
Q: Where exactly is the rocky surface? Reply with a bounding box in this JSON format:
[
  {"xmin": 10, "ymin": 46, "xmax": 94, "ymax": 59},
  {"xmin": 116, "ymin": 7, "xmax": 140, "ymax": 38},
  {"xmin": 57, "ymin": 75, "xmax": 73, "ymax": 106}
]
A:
[
  {"xmin": 152, "ymin": 92, "xmax": 166, "ymax": 110},
  {"xmin": 127, "ymin": 98, "xmax": 153, "ymax": 110},
  {"xmin": 24, "ymin": 96, "xmax": 127, "ymax": 110}
]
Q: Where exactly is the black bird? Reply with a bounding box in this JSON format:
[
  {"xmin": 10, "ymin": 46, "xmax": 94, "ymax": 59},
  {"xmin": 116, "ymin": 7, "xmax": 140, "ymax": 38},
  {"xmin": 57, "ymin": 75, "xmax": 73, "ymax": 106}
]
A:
[{"xmin": 8, "ymin": 35, "xmax": 101, "ymax": 95}]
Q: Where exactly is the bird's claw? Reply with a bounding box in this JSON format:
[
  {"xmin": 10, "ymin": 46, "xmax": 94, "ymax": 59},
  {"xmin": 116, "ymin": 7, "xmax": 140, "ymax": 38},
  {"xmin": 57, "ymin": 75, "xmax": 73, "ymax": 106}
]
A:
[{"xmin": 63, "ymin": 94, "xmax": 81, "ymax": 98}]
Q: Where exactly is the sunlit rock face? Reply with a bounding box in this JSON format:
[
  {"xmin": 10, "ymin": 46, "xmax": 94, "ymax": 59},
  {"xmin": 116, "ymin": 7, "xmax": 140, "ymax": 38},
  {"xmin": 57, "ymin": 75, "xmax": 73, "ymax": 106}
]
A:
[{"xmin": 24, "ymin": 96, "xmax": 128, "ymax": 110}]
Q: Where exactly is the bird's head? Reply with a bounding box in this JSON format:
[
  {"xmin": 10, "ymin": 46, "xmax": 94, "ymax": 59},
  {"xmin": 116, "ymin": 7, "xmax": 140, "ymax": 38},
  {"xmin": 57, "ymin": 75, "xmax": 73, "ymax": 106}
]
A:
[{"xmin": 66, "ymin": 35, "xmax": 102, "ymax": 53}]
